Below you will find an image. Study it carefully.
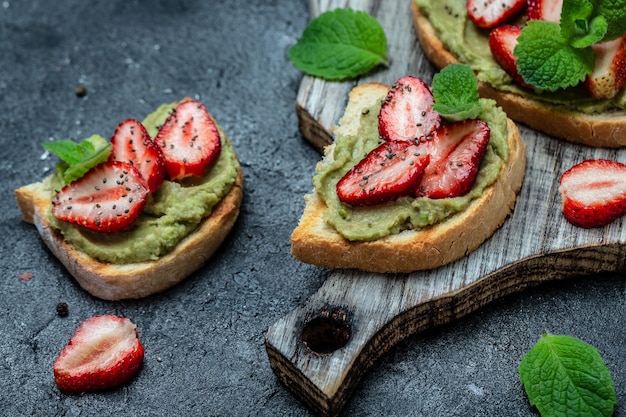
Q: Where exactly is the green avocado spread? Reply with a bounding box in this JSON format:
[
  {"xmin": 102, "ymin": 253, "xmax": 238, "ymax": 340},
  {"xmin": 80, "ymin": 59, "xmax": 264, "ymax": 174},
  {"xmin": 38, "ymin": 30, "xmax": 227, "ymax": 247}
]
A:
[
  {"xmin": 314, "ymin": 97, "xmax": 508, "ymax": 242},
  {"xmin": 414, "ymin": 0, "xmax": 626, "ymax": 112},
  {"xmin": 47, "ymin": 102, "xmax": 240, "ymax": 264}
]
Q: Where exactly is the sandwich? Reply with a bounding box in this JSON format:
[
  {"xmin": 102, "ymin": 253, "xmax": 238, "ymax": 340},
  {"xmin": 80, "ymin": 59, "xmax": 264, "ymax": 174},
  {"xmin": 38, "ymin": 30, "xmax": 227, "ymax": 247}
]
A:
[
  {"xmin": 15, "ymin": 99, "xmax": 243, "ymax": 300},
  {"xmin": 291, "ymin": 68, "xmax": 526, "ymax": 273},
  {"xmin": 411, "ymin": 0, "xmax": 626, "ymax": 147}
]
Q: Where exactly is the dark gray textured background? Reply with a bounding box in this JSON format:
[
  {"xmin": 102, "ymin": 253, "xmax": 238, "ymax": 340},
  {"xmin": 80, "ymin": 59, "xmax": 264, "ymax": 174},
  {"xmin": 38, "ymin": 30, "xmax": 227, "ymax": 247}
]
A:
[{"xmin": 2, "ymin": 1, "xmax": 626, "ymax": 416}]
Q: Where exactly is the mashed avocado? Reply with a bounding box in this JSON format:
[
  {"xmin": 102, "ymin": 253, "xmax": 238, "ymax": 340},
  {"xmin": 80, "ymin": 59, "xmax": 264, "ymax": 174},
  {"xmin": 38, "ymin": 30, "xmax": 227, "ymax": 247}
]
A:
[
  {"xmin": 48, "ymin": 103, "xmax": 240, "ymax": 264},
  {"xmin": 314, "ymin": 98, "xmax": 508, "ymax": 241},
  {"xmin": 414, "ymin": 0, "xmax": 626, "ymax": 112}
]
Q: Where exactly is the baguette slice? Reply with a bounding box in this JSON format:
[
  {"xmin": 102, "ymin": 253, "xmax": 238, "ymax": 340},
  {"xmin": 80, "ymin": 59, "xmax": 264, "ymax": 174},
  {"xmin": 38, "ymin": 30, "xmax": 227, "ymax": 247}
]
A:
[
  {"xmin": 15, "ymin": 146, "xmax": 243, "ymax": 301},
  {"xmin": 411, "ymin": 1, "xmax": 626, "ymax": 148},
  {"xmin": 290, "ymin": 82, "xmax": 526, "ymax": 273}
]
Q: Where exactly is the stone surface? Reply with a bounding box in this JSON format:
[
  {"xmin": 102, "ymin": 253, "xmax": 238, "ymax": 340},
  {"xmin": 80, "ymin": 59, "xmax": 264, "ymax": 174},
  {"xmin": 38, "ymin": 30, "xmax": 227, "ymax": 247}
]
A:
[{"xmin": 2, "ymin": 1, "xmax": 626, "ymax": 416}]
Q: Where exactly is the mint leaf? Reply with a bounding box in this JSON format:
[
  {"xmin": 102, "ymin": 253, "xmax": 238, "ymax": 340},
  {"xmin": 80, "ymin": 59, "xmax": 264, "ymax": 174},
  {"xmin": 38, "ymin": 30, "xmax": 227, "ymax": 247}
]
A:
[
  {"xmin": 431, "ymin": 64, "xmax": 481, "ymax": 121},
  {"xmin": 597, "ymin": 0, "xmax": 626, "ymax": 40},
  {"xmin": 514, "ymin": 20, "xmax": 595, "ymax": 91},
  {"xmin": 519, "ymin": 334, "xmax": 616, "ymax": 417},
  {"xmin": 288, "ymin": 8, "xmax": 388, "ymax": 80},
  {"xmin": 45, "ymin": 135, "xmax": 111, "ymax": 184}
]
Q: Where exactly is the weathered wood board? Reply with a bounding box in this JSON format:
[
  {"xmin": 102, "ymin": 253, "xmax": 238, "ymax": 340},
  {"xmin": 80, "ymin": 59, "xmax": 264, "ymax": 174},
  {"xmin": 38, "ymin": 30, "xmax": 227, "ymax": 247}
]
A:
[{"xmin": 265, "ymin": 1, "xmax": 626, "ymax": 416}]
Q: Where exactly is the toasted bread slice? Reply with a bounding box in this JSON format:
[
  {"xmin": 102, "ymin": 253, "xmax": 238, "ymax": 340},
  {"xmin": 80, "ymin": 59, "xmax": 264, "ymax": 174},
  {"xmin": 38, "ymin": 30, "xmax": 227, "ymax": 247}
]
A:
[
  {"xmin": 15, "ymin": 144, "xmax": 243, "ymax": 301},
  {"xmin": 411, "ymin": 1, "xmax": 626, "ymax": 148},
  {"xmin": 290, "ymin": 82, "xmax": 526, "ymax": 273}
]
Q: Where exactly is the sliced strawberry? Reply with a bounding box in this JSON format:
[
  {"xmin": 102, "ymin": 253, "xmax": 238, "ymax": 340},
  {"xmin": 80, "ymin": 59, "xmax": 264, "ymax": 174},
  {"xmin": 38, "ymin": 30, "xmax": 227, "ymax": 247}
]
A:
[
  {"xmin": 584, "ymin": 36, "xmax": 626, "ymax": 100},
  {"xmin": 559, "ymin": 159, "xmax": 626, "ymax": 228},
  {"xmin": 488, "ymin": 25, "xmax": 531, "ymax": 88},
  {"xmin": 378, "ymin": 76, "xmax": 441, "ymax": 142},
  {"xmin": 336, "ymin": 140, "xmax": 430, "ymax": 206},
  {"xmin": 52, "ymin": 161, "xmax": 149, "ymax": 233},
  {"xmin": 415, "ymin": 119, "xmax": 490, "ymax": 199},
  {"xmin": 53, "ymin": 314, "xmax": 144, "ymax": 393},
  {"xmin": 467, "ymin": 0, "xmax": 526, "ymax": 29},
  {"xmin": 527, "ymin": 0, "xmax": 562, "ymax": 22},
  {"xmin": 109, "ymin": 118, "xmax": 166, "ymax": 192},
  {"xmin": 155, "ymin": 100, "xmax": 222, "ymax": 180}
]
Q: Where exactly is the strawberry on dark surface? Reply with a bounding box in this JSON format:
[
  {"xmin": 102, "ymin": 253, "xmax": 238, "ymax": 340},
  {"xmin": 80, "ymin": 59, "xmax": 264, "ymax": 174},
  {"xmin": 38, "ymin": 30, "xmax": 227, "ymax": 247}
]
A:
[
  {"xmin": 378, "ymin": 76, "xmax": 441, "ymax": 142},
  {"xmin": 51, "ymin": 161, "xmax": 149, "ymax": 233},
  {"xmin": 416, "ymin": 119, "xmax": 491, "ymax": 199},
  {"xmin": 488, "ymin": 25, "xmax": 530, "ymax": 88},
  {"xmin": 526, "ymin": 0, "xmax": 562, "ymax": 22},
  {"xmin": 559, "ymin": 159, "xmax": 626, "ymax": 228},
  {"xmin": 584, "ymin": 36, "xmax": 626, "ymax": 100},
  {"xmin": 336, "ymin": 140, "xmax": 430, "ymax": 206},
  {"xmin": 155, "ymin": 100, "xmax": 222, "ymax": 180},
  {"xmin": 53, "ymin": 314, "xmax": 144, "ymax": 393},
  {"xmin": 109, "ymin": 118, "xmax": 166, "ymax": 192},
  {"xmin": 467, "ymin": 0, "xmax": 526, "ymax": 29}
]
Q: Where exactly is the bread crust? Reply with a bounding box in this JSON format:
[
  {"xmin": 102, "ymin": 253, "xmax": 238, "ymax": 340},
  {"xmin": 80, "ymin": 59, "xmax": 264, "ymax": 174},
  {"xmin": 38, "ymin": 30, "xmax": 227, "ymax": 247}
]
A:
[
  {"xmin": 411, "ymin": 1, "xmax": 626, "ymax": 148},
  {"xmin": 290, "ymin": 83, "xmax": 526, "ymax": 273},
  {"xmin": 15, "ymin": 155, "xmax": 243, "ymax": 301}
]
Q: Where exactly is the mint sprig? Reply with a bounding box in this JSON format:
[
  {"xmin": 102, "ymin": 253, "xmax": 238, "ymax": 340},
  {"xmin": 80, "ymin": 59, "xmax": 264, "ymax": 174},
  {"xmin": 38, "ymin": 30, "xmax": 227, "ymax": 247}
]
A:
[
  {"xmin": 514, "ymin": 0, "xmax": 626, "ymax": 91},
  {"xmin": 288, "ymin": 8, "xmax": 388, "ymax": 81},
  {"xmin": 431, "ymin": 64, "xmax": 481, "ymax": 121},
  {"xmin": 519, "ymin": 334, "xmax": 616, "ymax": 417},
  {"xmin": 44, "ymin": 135, "xmax": 111, "ymax": 184}
]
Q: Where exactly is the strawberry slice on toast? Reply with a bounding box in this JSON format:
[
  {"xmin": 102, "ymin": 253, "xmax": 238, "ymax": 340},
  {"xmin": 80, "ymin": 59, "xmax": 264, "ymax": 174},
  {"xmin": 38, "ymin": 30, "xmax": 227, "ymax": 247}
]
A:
[
  {"xmin": 155, "ymin": 100, "xmax": 222, "ymax": 180},
  {"xmin": 109, "ymin": 118, "xmax": 166, "ymax": 192},
  {"xmin": 527, "ymin": 0, "xmax": 562, "ymax": 22},
  {"xmin": 559, "ymin": 159, "xmax": 626, "ymax": 228},
  {"xmin": 488, "ymin": 25, "xmax": 530, "ymax": 88},
  {"xmin": 53, "ymin": 314, "xmax": 144, "ymax": 393},
  {"xmin": 336, "ymin": 140, "xmax": 430, "ymax": 206},
  {"xmin": 51, "ymin": 161, "xmax": 149, "ymax": 233},
  {"xmin": 416, "ymin": 119, "xmax": 491, "ymax": 199},
  {"xmin": 378, "ymin": 75, "xmax": 441, "ymax": 142},
  {"xmin": 467, "ymin": 0, "xmax": 526, "ymax": 29},
  {"xmin": 584, "ymin": 36, "xmax": 626, "ymax": 100}
]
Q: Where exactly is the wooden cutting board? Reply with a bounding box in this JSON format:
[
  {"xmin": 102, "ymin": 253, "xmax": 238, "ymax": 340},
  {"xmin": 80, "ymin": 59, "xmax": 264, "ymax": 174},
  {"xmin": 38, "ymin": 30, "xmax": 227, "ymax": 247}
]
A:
[{"xmin": 265, "ymin": 1, "xmax": 626, "ymax": 416}]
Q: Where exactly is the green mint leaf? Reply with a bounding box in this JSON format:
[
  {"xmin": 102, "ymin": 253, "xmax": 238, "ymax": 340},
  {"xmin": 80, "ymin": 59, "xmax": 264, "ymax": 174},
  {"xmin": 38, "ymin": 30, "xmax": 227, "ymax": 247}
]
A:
[
  {"xmin": 561, "ymin": 0, "xmax": 607, "ymax": 47},
  {"xmin": 45, "ymin": 135, "xmax": 111, "ymax": 184},
  {"xmin": 597, "ymin": 0, "xmax": 626, "ymax": 40},
  {"xmin": 431, "ymin": 64, "xmax": 481, "ymax": 121},
  {"xmin": 515, "ymin": 20, "xmax": 595, "ymax": 91},
  {"xmin": 519, "ymin": 334, "xmax": 616, "ymax": 417},
  {"xmin": 288, "ymin": 8, "xmax": 388, "ymax": 81}
]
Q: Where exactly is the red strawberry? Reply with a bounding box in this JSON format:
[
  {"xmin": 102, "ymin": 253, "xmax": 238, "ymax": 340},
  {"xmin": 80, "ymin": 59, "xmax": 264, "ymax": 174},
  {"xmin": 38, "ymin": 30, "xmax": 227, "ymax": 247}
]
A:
[
  {"xmin": 467, "ymin": 0, "xmax": 526, "ymax": 29},
  {"xmin": 415, "ymin": 119, "xmax": 490, "ymax": 199},
  {"xmin": 109, "ymin": 118, "xmax": 166, "ymax": 192},
  {"xmin": 584, "ymin": 36, "xmax": 626, "ymax": 100},
  {"xmin": 53, "ymin": 314, "xmax": 144, "ymax": 393},
  {"xmin": 527, "ymin": 0, "xmax": 562, "ymax": 22},
  {"xmin": 488, "ymin": 25, "xmax": 530, "ymax": 88},
  {"xmin": 336, "ymin": 140, "xmax": 430, "ymax": 206},
  {"xmin": 155, "ymin": 100, "xmax": 222, "ymax": 180},
  {"xmin": 378, "ymin": 76, "xmax": 441, "ymax": 142},
  {"xmin": 52, "ymin": 161, "xmax": 149, "ymax": 233},
  {"xmin": 559, "ymin": 159, "xmax": 626, "ymax": 228}
]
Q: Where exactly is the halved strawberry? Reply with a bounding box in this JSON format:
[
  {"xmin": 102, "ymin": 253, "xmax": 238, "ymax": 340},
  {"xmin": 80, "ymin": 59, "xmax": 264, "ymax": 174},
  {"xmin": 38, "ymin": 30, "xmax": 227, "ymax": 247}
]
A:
[
  {"xmin": 584, "ymin": 36, "xmax": 626, "ymax": 100},
  {"xmin": 378, "ymin": 76, "xmax": 441, "ymax": 142},
  {"xmin": 467, "ymin": 0, "xmax": 526, "ymax": 29},
  {"xmin": 109, "ymin": 119, "xmax": 166, "ymax": 192},
  {"xmin": 559, "ymin": 159, "xmax": 626, "ymax": 228},
  {"xmin": 336, "ymin": 140, "xmax": 430, "ymax": 206},
  {"xmin": 488, "ymin": 25, "xmax": 530, "ymax": 88},
  {"xmin": 155, "ymin": 100, "xmax": 222, "ymax": 180},
  {"xmin": 52, "ymin": 161, "xmax": 149, "ymax": 233},
  {"xmin": 527, "ymin": 0, "xmax": 562, "ymax": 22},
  {"xmin": 415, "ymin": 119, "xmax": 490, "ymax": 199},
  {"xmin": 54, "ymin": 314, "xmax": 144, "ymax": 393}
]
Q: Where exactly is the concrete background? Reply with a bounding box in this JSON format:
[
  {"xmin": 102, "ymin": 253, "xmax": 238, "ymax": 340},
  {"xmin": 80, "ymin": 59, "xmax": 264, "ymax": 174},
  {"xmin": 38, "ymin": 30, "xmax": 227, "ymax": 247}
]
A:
[{"xmin": 2, "ymin": 1, "xmax": 626, "ymax": 416}]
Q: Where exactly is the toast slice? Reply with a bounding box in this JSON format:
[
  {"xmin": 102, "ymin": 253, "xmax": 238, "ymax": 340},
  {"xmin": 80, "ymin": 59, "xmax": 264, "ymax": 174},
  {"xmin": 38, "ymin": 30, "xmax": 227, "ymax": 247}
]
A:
[
  {"xmin": 411, "ymin": 1, "xmax": 626, "ymax": 148},
  {"xmin": 290, "ymin": 82, "xmax": 526, "ymax": 273},
  {"xmin": 15, "ymin": 137, "xmax": 243, "ymax": 301}
]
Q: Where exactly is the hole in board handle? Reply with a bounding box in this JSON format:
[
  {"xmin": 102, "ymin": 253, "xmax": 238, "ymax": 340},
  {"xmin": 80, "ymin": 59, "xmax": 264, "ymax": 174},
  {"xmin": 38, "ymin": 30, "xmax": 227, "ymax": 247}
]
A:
[{"xmin": 301, "ymin": 309, "xmax": 351, "ymax": 355}]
